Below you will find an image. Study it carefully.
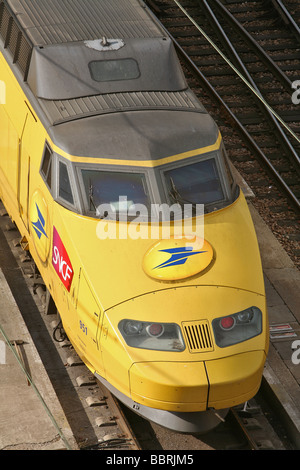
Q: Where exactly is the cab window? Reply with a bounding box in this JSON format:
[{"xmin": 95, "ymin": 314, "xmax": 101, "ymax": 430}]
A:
[
  {"xmin": 164, "ymin": 158, "xmax": 225, "ymax": 207},
  {"xmin": 80, "ymin": 169, "xmax": 150, "ymax": 218},
  {"xmin": 40, "ymin": 144, "xmax": 52, "ymax": 189},
  {"xmin": 59, "ymin": 161, "xmax": 74, "ymax": 205}
]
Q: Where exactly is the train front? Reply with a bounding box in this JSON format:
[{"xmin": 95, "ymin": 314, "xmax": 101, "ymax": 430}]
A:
[
  {"xmin": 42, "ymin": 38, "xmax": 269, "ymax": 433},
  {"xmin": 49, "ymin": 108, "xmax": 268, "ymax": 433}
]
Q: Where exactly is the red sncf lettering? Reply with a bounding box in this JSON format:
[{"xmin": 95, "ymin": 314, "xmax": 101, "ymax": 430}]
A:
[
  {"xmin": 52, "ymin": 246, "xmax": 73, "ymax": 282},
  {"xmin": 52, "ymin": 227, "xmax": 74, "ymax": 291}
]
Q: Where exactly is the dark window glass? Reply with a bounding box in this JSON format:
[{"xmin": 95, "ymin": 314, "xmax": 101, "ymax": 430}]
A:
[
  {"xmin": 46, "ymin": 159, "xmax": 52, "ymax": 188},
  {"xmin": 165, "ymin": 158, "xmax": 224, "ymax": 205},
  {"xmin": 59, "ymin": 161, "xmax": 74, "ymax": 205},
  {"xmin": 89, "ymin": 59, "xmax": 140, "ymax": 82},
  {"xmin": 81, "ymin": 170, "xmax": 149, "ymax": 217},
  {"xmin": 41, "ymin": 145, "xmax": 52, "ymax": 189}
]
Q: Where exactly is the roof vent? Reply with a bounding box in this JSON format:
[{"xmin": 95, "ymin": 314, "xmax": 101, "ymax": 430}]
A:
[
  {"xmin": 101, "ymin": 36, "xmax": 108, "ymax": 47},
  {"xmin": 84, "ymin": 38, "xmax": 125, "ymax": 52}
]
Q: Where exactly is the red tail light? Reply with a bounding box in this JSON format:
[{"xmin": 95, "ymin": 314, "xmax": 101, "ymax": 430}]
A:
[{"xmin": 220, "ymin": 316, "xmax": 235, "ymax": 330}]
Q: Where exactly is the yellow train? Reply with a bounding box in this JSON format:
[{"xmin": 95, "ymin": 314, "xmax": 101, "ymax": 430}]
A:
[{"xmin": 0, "ymin": 0, "xmax": 268, "ymax": 432}]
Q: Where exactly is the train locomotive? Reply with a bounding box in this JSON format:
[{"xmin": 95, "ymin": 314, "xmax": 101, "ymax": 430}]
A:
[{"xmin": 0, "ymin": 0, "xmax": 269, "ymax": 432}]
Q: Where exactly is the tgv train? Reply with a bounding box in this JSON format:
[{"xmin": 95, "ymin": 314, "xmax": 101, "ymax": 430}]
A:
[{"xmin": 0, "ymin": 0, "xmax": 268, "ymax": 432}]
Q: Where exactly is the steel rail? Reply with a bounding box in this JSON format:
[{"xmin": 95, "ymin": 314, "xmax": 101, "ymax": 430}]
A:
[
  {"xmin": 175, "ymin": 39, "xmax": 300, "ymax": 211},
  {"xmin": 198, "ymin": 0, "xmax": 300, "ymax": 174},
  {"xmin": 144, "ymin": 0, "xmax": 300, "ymax": 212},
  {"xmin": 270, "ymin": 0, "xmax": 300, "ymax": 45},
  {"xmin": 229, "ymin": 408, "xmax": 260, "ymax": 450},
  {"xmin": 102, "ymin": 385, "xmax": 142, "ymax": 450},
  {"xmin": 207, "ymin": 0, "xmax": 293, "ymax": 92}
]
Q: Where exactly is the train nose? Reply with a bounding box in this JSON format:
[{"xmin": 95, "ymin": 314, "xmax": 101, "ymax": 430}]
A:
[
  {"xmin": 129, "ymin": 350, "xmax": 266, "ymax": 412},
  {"xmin": 129, "ymin": 361, "xmax": 209, "ymax": 412},
  {"xmin": 205, "ymin": 350, "xmax": 266, "ymax": 409}
]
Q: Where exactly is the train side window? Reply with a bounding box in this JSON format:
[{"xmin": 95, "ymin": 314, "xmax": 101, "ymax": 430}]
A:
[
  {"xmin": 221, "ymin": 146, "xmax": 234, "ymax": 188},
  {"xmin": 59, "ymin": 161, "xmax": 74, "ymax": 205},
  {"xmin": 40, "ymin": 144, "xmax": 53, "ymax": 189}
]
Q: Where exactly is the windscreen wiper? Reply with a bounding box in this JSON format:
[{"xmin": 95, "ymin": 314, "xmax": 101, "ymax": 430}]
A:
[
  {"xmin": 89, "ymin": 180, "xmax": 109, "ymax": 219},
  {"xmin": 168, "ymin": 178, "xmax": 211, "ymax": 215},
  {"xmin": 169, "ymin": 177, "xmax": 199, "ymax": 212},
  {"xmin": 89, "ymin": 179, "xmax": 97, "ymax": 212}
]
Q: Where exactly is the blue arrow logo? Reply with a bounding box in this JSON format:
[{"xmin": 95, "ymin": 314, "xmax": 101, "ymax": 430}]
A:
[
  {"xmin": 153, "ymin": 246, "xmax": 206, "ymax": 269},
  {"xmin": 32, "ymin": 203, "xmax": 48, "ymax": 239}
]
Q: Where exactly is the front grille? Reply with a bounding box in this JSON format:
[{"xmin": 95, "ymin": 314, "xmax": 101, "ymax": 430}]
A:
[{"xmin": 182, "ymin": 320, "xmax": 214, "ymax": 353}]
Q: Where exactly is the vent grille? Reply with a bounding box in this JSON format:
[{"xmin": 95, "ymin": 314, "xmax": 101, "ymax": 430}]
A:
[
  {"xmin": 0, "ymin": 1, "xmax": 32, "ymax": 79},
  {"xmin": 182, "ymin": 321, "xmax": 214, "ymax": 353},
  {"xmin": 41, "ymin": 90, "xmax": 202, "ymax": 125},
  {"xmin": 0, "ymin": 2, "xmax": 10, "ymax": 41}
]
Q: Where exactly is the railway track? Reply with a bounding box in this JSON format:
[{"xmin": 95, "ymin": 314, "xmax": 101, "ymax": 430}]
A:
[
  {"xmin": 120, "ymin": 393, "xmax": 293, "ymax": 450},
  {"xmin": 145, "ymin": 0, "xmax": 300, "ymax": 268}
]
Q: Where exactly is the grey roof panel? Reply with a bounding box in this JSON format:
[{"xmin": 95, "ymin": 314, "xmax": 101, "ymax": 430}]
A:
[
  {"xmin": 49, "ymin": 110, "xmax": 219, "ymax": 162},
  {"xmin": 40, "ymin": 90, "xmax": 206, "ymax": 125},
  {"xmin": 27, "ymin": 38, "xmax": 188, "ymax": 99},
  {"xmin": 7, "ymin": 0, "xmax": 163, "ymax": 45}
]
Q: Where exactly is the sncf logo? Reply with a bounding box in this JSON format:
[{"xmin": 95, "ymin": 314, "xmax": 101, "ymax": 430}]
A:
[
  {"xmin": 154, "ymin": 247, "xmax": 206, "ymax": 270},
  {"xmin": 52, "ymin": 227, "xmax": 73, "ymax": 291}
]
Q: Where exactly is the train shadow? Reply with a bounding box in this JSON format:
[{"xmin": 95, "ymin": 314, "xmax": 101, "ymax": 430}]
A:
[{"xmin": 0, "ymin": 215, "xmax": 99, "ymax": 448}]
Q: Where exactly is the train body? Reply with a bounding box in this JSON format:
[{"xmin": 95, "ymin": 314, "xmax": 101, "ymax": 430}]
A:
[{"xmin": 0, "ymin": 0, "xmax": 268, "ymax": 432}]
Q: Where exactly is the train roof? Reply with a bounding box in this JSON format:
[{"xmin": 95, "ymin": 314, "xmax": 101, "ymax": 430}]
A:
[
  {"xmin": 3, "ymin": 0, "xmax": 163, "ymax": 46},
  {"xmin": 0, "ymin": 0, "xmax": 168, "ymax": 84},
  {"xmin": 1, "ymin": 0, "xmax": 213, "ymax": 162}
]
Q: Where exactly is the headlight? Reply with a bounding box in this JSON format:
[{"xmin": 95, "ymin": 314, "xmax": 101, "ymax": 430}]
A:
[
  {"xmin": 118, "ymin": 320, "xmax": 185, "ymax": 351},
  {"xmin": 212, "ymin": 307, "xmax": 262, "ymax": 348}
]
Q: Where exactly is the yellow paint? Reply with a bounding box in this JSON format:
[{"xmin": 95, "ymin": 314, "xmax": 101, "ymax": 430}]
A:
[
  {"xmin": 105, "ymin": 285, "xmax": 268, "ymax": 364},
  {"xmin": 61, "ymin": 193, "xmax": 266, "ymax": 311},
  {"xmin": 128, "ymin": 351, "xmax": 266, "ymax": 411},
  {"xmin": 206, "ymin": 350, "xmax": 266, "ymax": 409},
  {"xmin": 129, "ymin": 361, "xmax": 208, "ymax": 411}
]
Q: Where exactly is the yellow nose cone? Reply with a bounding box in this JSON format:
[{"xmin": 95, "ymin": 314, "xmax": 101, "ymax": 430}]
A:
[{"xmin": 143, "ymin": 236, "xmax": 213, "ymax": 281}]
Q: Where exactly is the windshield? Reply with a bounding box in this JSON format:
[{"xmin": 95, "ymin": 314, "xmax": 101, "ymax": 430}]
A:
[
  {"xmin": 72, "ymin": 151, "xmax": 236, "ymax": 219},
  {"xmin": 80, "ymin": 169, "xmax": 150, "ymax": 218},
  {"xmin": 164, "ymin": 158, "xmax": 225, "ymax": 207}
]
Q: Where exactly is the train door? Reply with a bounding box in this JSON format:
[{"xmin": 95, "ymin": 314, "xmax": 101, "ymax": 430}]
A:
[
  {"xmin": 76, "ymin": 268, "xmax": 104, "ymax": 374},
  {"xmin": 18, "ymin": 104, "xmax": 36, "ymax": 230}
]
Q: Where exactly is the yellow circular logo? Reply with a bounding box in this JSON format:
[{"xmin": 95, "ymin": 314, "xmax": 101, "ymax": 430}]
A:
[
  {"xmin": 29, "ymin": 190, "xmax": 50, "ymax": 263},
  {"xmin": 142, "ymin": 236, "xmax": 213, "ymax": 281}
]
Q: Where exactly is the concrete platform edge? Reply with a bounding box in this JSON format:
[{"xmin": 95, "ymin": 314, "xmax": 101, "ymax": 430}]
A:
[
  {"xmin": 0, "ymin": 267, "xmax": 77, "ymax": 450},
  {"xmin": 249, "ymin": 203, "xmax": 300, "ymax": 450},
  {"xmin": 262, "ymin": 363, "xmax": 300, "ymax": 449}
]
